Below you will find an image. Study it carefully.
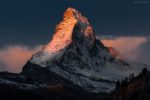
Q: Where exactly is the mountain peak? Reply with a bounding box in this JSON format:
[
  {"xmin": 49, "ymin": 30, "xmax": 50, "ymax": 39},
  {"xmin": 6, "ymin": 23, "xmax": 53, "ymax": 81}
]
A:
[
  {"xmin": 30, "ymin": 7, "xmax": 96, "ymax": 66},
  {"xmin": 43, "ymin": 7, "xmax": 95, "ymax": 53},
  {"xmin": 27, "ymin": 7, "xmax": 149, "ymax": 93},
  {"xmin": 63, "ymin": 7, "xmax": 90, "ymax": 25},
  {"xmin": 63, "ymin": 7, "xmax": 77, "ymax": 20}
]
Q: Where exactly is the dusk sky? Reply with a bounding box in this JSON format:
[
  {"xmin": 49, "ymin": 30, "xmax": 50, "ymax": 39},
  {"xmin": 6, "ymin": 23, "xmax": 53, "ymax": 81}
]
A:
[
  {"xmin": 0, "ymin": 0, "xmax": 150, "ymax": 46},
  {"xmin": 0, "ymin": 0, "xmax": 150, "ymax": 72}
]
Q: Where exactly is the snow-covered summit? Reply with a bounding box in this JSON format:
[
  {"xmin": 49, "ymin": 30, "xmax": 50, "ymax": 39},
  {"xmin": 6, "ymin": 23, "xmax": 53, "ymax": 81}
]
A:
[
  {"xmin": 44, "ymin": 7, "xmax": 95, "ymax": 53},
  {"xmin": 28, "ymin": 8, "xmax": 149, "ymax": 93},
  {"xmin": 30, "ymin": 7, "xmax": 96, "ymax": 66}
]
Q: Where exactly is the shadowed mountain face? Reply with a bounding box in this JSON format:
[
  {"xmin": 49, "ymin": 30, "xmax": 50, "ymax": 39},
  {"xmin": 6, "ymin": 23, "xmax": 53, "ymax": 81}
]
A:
[{"xmin": 0, "ymin": 7, "xmax": 149, "ymax": 100}]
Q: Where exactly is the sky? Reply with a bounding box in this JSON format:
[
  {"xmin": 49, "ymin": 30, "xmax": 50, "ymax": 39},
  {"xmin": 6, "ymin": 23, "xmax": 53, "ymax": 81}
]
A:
[
  {"xmin": 0, "ymin": 0, "xmax": 150, "ymax": 72},
  {"xmin": 0, "ymin": 0, "xmax": 150, "ymax": 46}
]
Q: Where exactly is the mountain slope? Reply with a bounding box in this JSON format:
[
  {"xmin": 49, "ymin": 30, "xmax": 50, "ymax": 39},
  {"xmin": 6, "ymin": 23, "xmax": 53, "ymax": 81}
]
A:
[{"xmin": 22, "ymin": 7, "xmax": 148, "ymax": 93}]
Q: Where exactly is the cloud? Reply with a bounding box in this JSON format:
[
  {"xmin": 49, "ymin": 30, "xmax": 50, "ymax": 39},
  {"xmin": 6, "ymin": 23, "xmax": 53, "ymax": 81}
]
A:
[
  {"xmin": 137, "ymin": 38, "xmax": 150, "ymax": 65},
  {"xmin": 0, "ymin": 45, "xmax": 42, "ymax": 73},
  {"xmin": 99, "ymin": 36, "xmax": 150, "ymax": 65},
  {"xmin": 0, "ymin": 36, "xmax": 150, "ymax": 73}
]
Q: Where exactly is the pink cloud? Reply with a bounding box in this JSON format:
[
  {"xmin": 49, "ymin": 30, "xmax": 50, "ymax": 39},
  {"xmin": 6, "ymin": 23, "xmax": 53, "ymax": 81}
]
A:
[
  {"xmin": 100, "ymin": 36, "xmax": 148, "ymax": 61},
  {"xmin": 0, "ymin": 45, "xmax": 42, "ymax": 73},
  {"xmin": 0, "ymin": 36, "xmax": 149, "ymax": 73}
]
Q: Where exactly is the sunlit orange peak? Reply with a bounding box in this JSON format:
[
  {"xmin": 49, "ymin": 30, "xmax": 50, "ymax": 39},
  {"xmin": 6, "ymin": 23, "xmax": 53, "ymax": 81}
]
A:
[{"xmin": 44, "ymin": 8, "xmax": 78, "ymax": 53}]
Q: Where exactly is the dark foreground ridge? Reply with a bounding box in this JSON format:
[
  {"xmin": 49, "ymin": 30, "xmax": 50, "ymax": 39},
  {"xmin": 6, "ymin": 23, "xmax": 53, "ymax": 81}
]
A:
[
  {"xmin": 0, "ymin": 65, "xmax": 150, "ymax": 100},
  {"xmin": 109, "ymin": 68, "xmax": 150, "ymax": 100},
  {"xmin": 0, "ymin": 62, "xmax": 108, "ymax": 100}
]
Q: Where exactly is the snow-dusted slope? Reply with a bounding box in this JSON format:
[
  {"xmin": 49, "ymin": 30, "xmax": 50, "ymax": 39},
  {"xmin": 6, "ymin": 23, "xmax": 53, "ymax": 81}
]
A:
[
  {"xmin": 28, "ymin": 8, "xmax": 149, "ymax": 93},
  {"xmin": 30, "ymin": 8, "xmax": 95, "ymax": 66}
]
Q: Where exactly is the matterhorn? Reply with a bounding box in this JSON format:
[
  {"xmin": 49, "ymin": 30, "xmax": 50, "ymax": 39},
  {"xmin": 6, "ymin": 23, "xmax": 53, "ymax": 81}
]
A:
[
  {"xmin": 0, "ymin": 7, "xmax": 149, "ymax": 100},
  {"xmin": 24, "ymin": 7, "xmax": 147, "ymax": 93}
]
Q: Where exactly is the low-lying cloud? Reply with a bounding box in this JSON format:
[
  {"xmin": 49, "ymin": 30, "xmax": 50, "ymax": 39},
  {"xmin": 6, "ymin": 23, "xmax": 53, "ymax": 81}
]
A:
[
  {"xmin": 100, "ymin": 36, "xmax": 150, "ymax": 65},
  {"xmin": 0, "ymin": 36, "xmax": 150, "ymax": 73},
  {"xmin": 0, "ymin": 45, "xmax": 42, "ymax": 73}
]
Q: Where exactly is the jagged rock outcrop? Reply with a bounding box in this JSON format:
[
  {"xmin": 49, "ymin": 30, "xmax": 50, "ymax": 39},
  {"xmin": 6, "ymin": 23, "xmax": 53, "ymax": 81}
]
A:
[
  {"xmin": 23, "ymin": 7, "xmax": 147, "ymax": 93},
  {"xmin": 0, "ymin": 7, "xmax": 149, "ymax": 100}
]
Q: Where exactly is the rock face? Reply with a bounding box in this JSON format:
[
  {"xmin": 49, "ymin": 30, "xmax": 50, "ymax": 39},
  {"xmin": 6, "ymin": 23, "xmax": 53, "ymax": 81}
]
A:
[
  {"xmin": 108, "ymin": 47, "xmax": 122, "ymax": 60},
  {"xmin": 0, "ymin": 7, "xmax": 149, "ymax": 100},
  {"xmin": 30, "ymin": 8, "xmax": 96, "ymax": 66},
  {"xmin": 24, "ymin": 8, "xmax": 147, "ymax": 93}
]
